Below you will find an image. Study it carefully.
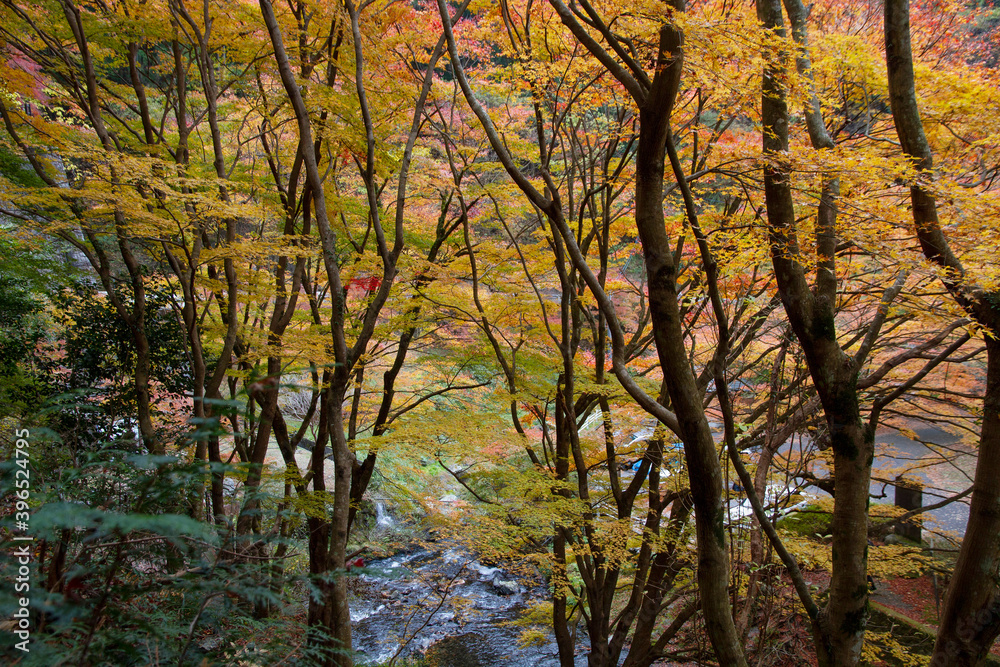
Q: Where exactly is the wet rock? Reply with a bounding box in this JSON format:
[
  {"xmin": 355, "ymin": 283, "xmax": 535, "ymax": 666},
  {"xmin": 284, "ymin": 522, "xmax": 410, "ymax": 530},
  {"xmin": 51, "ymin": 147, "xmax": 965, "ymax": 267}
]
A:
[
  {"xmin": 425, "ymin": 632, "xmax": 489, "ymax": 666},
  {"xmin": 491, "ymin": 578, "xmax": 520, "ymax": 596},
  {"xmin": 350, "ymin": 546, "xmax": 571, "ymax": 666}
]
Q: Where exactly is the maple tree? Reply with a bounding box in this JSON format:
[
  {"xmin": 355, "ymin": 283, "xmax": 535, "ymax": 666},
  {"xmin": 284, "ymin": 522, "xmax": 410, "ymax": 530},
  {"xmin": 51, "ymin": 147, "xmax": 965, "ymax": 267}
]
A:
[
  {"xmin": 756, "ymin": 0, "xmax": 889, "ymax": 661},
  {"xmin": 434, "ymin": 0, "xmax": 758, "ymax": 660},
  {"xmin": 432, "ymin": 2, "xmax": 987, "ymax": 666},
  {"xmin": 254, "ymin": 0, "xmax": 486, "ymax": 661},
  {"xmin": 0, "ymin": 0, "xmax": 464, "ymax": 662},
  {"xmin": 885, "ymin": 1, "xmax": 1000, "ymax": 664},
  {"xmin": 418, "ymin": 36, "xmax": 713, "ymax": 664}
]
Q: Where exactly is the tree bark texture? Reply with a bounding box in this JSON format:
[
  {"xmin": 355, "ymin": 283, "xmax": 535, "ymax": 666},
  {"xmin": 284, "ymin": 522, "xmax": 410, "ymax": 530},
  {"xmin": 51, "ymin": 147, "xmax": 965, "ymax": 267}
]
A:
[
  {"xmin": 757, "ymin": 1, "xmax": 874, "ymax": 664},
  {"xmin": 884, "ymin": 3, "xmax": 1000, "ymax": 664},
  {"xmin": 631, "ymin": 15, "xmax": 748, "ymax": 667}
]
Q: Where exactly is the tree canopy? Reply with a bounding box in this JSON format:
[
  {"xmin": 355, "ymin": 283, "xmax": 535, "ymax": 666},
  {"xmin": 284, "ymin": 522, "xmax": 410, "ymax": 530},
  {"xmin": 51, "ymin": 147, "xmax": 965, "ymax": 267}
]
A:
[{"xmin": 1, "ymin": 0, "xmax": 998, "ymax": 665}]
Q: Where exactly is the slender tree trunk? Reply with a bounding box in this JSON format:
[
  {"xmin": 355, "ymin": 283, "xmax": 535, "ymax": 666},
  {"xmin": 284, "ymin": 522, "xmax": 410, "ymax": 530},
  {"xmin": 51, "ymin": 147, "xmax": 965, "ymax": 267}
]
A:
[
  {"xmin": 132, "ymin": 330, "xmax": 159, "ymax": 455},
  {"xmin": 622, "ymin": 493, "xmax": 693, "ymax": 667},
  {"xmin": 306, "ymin": 383, "xmax": 354, "ymax": 666},
  {"xmin": 631, "ymin": 16, "xmax": 747, "ymax": 666},
  {"xmin": 635, "ymin": 14, "xmax": 746, "ymax": 666},
  {"xmin": 208, "ymin": 432, "xmax": 225, "ymax": 520},
  {"xmin": 236, "ymin": 358, "xmax": 282, "ymax": 536},
  {"xmin": 552, "ymin": 529, "xmax": 575, "ymax": 667},
  {"xmin": 817, "ymin": 385, "xmax": 873, "ymax": 666},
  {"xmin": 883, "ymin": 3, "xmax": 1000, "ymax": 663},
  {"xmin": 552, "ymin": 378, "xmax": 576, "ymax": 667},
  {"xmin": 329, "ymin": 379, "xmax": 354, "ymax": 663},
  {"xmin": 757, "ymin": 1, "xmax": 872, "ymax": 662},
  {"xmin": 931, "ymin": 337, "xmax": 1000, "ymax": 666}
]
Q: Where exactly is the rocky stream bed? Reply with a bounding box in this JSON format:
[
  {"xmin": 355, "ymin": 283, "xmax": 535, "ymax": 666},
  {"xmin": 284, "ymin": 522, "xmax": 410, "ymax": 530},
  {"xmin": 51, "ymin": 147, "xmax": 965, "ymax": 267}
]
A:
[{"xmin": 349, "ymin": 547, "xmax": 587, "ymax": 666}]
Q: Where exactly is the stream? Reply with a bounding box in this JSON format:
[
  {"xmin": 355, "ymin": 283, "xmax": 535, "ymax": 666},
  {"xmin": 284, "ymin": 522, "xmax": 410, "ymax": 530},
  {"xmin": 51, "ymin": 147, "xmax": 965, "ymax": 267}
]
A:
[
  {"xmin": 345, "ymin": 424, "xmax": 975, "ymax": 665},
  {"xmin": 349, "ymin": 547, "xmax": 587, "ymax": 666}
]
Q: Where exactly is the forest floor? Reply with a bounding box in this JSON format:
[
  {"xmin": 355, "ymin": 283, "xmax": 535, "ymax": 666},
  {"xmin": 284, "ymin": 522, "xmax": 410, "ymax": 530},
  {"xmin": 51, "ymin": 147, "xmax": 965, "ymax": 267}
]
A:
[
  {"xmin": 871, "ymin": 572, "xmax": 943, "ymax": 630},
  {"xmin": 869, "ymin": 572, "xmax": 1000, "ymax": 664}
]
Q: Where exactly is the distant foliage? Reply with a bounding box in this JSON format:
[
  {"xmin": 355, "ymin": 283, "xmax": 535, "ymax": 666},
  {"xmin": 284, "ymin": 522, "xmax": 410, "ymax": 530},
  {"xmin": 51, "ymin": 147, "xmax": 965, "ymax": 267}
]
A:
[
  {"xmin": 41, "ymin": 284, "xmax": 193, "ymax": 450},
  {"xmin": 0, "ymin": 437, "xmax": 320, "ymax": 665}
]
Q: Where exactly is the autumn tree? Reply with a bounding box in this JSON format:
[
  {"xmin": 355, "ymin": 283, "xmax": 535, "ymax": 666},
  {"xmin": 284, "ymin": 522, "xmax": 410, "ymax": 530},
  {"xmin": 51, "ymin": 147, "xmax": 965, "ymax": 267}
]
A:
[
  {"xmin": 256, "ymin": 0, "xmax": 481, "ymax": 662},
  {"xmin": 416, "ymin": 30, "xmax": 717, "ymax": 663},
  {"xmin": 885, "ymin": 1, "xmax": 1000, "ymax": 663},
  {"xmin": 0, "ymin": 0, "xmax": 430, "ymax": 660},
  {"xmin": 754, "ymin": 0, "xmax": 883, "ymax": 661},
  {"xmin": 432, "ymin": 0, "xmax": 764, "ymax": 662},
  {"xmin": 745, "ymin": 1, "xmax": 997, "ymax": 662}
]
